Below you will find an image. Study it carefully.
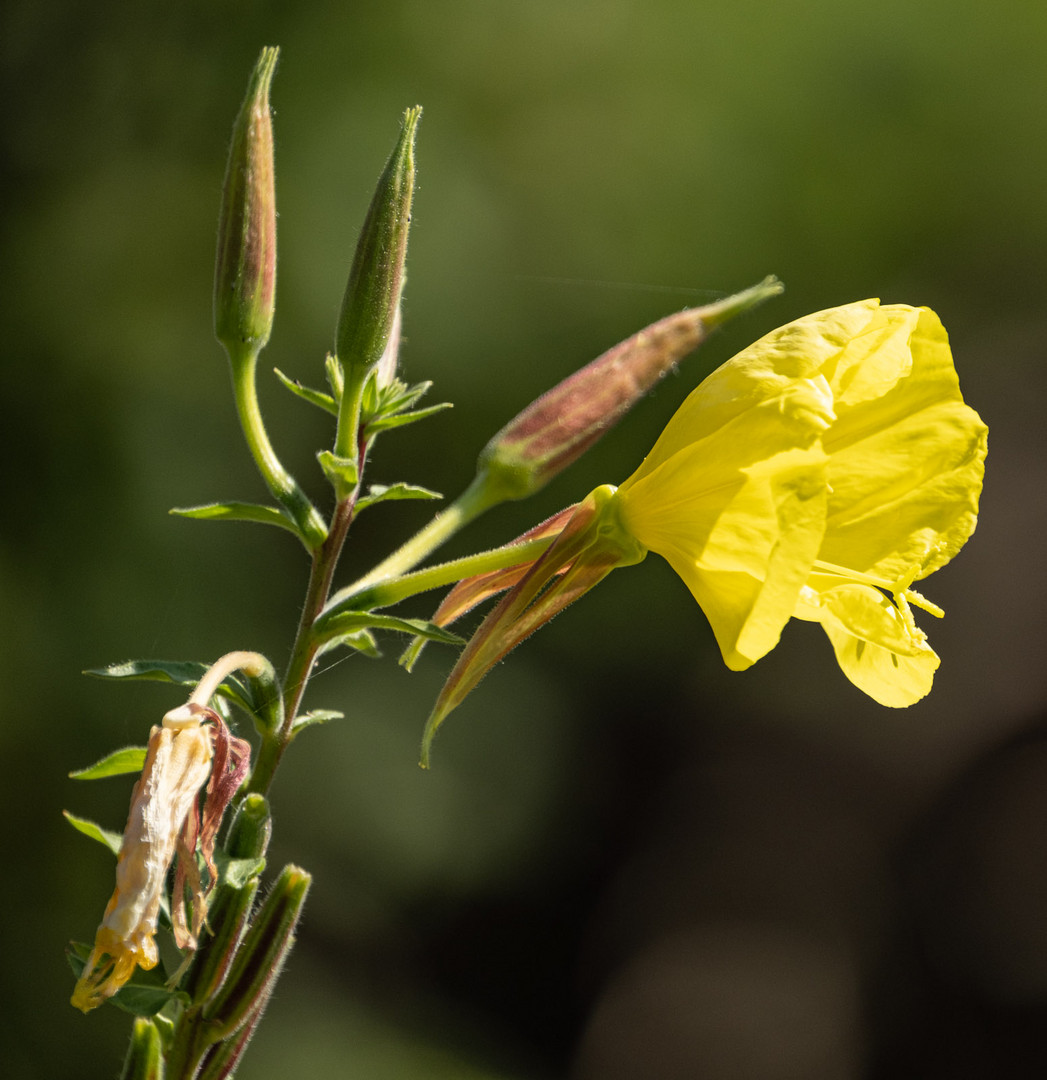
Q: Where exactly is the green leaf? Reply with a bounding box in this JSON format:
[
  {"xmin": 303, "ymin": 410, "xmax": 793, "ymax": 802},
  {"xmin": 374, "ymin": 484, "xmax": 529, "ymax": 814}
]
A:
[
  {"xmin": 290, "ymin": 709, "xmax": 345, "ymax": 736},
  {"xmin": 360, "ymin": 377, "xmax": 452, "ymax": 437},
  {"xmin": 63, "ymin": 811, "xmax": 122, "ymax": 855},
  {"xmin": 355, "ymin": 482, "xmax": 443, "ymax": 513},
  {"xmin": 86, "ymin": 658, "xmax": 210, "ymax": 684},
  {"xmin": 367, "ymin": 614, "xmax": 464, "ymax": 643},
  {"xmin": 316, "ymin": 611, "xmax": 464, "ymax": 648},
  {"xmin": 377, "ymin": 377, "xmax": 433, "ymax": 414},
  {"xmin": 84, "ymin": 659, "xmax": 256, "ymax": 718},
  {"xmin": 273, "ymin": 367, "xmax": 338, "ymax": 415},
  {"xmin": 365, "ymin": 401, "xmax": 452, "ymax": 434},
  {"xmin": 317, "ymin": 449, "xmax": 359, "ymax": 490},
  {"xmin": 398, "ymin": 635, "xmax": 428, "ymax": 672},
  {"xmin": 324, "ymin": 353, "xmax": 344, "ymax": 399},
  {"xmin": 214, "ymin": 851, "xmax": 266, "ymax": 890},
  {"xmin": 170, "ymin": 501, "xmax": 303, "ymax": 538},
  {"xmin": 70, "ymin": 746, "xmax": 147, "ymax": 780},
  {"xmin": 317, "ymin": 628, "xmax": 381, "ymax": 659},
  {"xmin": 114, "ymin": 984, "xmax": 188, "ymax": 1018}
]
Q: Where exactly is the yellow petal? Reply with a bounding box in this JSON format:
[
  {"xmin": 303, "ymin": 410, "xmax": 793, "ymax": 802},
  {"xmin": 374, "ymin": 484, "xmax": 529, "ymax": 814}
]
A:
[
  {"xmin": 819, "ymin": 307, "xmax": 988, "ymax": 581},
  {"xmin": 618, "ymin": 381, "xmax": 832, "ymax": 668},
  {"xmin": 629, "ymin": 312, "xmax": 845, "ymax": 475},
  {"xmin": 810, "ymin": 583, "xmax": 940, "ymax": 706}
]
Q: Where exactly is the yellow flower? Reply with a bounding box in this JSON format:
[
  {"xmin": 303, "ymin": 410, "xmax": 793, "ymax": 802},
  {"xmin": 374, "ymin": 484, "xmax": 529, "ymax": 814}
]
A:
[
  {"xmin": 614, "ymin": 299, "xmax": 987, "ymax": 705},
  {"xmin": 420, "ymin": 299, "xmax": 986, "ymax": 763}
]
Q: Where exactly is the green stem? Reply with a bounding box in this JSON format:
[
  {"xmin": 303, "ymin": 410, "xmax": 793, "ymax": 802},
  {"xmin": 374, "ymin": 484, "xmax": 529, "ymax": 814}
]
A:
[
  {"xmin": 228, "ymin": 345, "xmax": 328, "ymax": 549},
  {"xmin": 330, "ymin": 473, "xmax": 499, "ymax": 606},
  {"xmin": 164, "ymin": 1005, "xmax": 214, "ymax": 1080},
  {"xmin": 333, "ymin": 368, "xmax": 366, "ymax": 464},
  {"xmin": 328, "ymin": 535, "xmax": 553, "ymax": 615},
  {"xmin": 247, "ymin": 494, "xmax": 356, "ymax": 797}
]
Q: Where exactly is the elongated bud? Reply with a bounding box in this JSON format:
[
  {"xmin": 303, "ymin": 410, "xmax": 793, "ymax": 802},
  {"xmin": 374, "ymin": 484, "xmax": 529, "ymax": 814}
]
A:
[
  {"xmin": 336, "ymin": 108, "xmax": 420, "ymax": 386},
  {"xmin": 214, "ymin": 47, "xmax": 279, "ymax": 355},
  {"xmin": 475, "ymin": 276, "xmax": 783, "ymax": 502},
  {"xmin": 119, "ymin": 1018, "xmax": 163, "ymax": 1080},
  {"xmin": 327, "ymin": 108, "xmax": 420, "ymax": 491},
  {"xmin": 203, "ymin": 864, "xmax": 311, "ymax": 1041},
  {"xmin": 223, "ymin": 793, "xmax": 272, "ymax": 860},
  {"xmin": 185, "ymin": 795, "xmax": 270, "ymax": 1002}
]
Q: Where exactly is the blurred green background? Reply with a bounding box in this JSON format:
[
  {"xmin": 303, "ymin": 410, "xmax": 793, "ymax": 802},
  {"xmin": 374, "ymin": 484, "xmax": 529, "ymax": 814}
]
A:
[{"xmin": 3, "ymin": 1, "xmax": 1047, "ymax": 1077}]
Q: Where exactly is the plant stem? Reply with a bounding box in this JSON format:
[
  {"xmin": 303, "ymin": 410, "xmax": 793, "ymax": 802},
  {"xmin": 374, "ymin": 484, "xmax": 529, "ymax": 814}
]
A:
[
  {"xmin": 164, "ymin": 1005, "xmax": 213, "ymax": 1080},
  {"xmin": 246, "ymin": 494, "xmax": 356, "ymax": 796},
  {"xmin": 328, "ymin": 535, "xmax": 554, "ymax": 615},
  {"xmin": 330, "ymin": 473, "xmax": 499, "ymax": 605},
  {"xmin": 229, "ymin": 346, "xmax": 327, "ymax": 549}
]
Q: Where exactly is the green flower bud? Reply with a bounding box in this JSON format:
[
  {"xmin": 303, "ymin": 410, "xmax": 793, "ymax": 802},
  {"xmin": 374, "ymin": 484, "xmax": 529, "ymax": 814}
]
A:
[
  {"xmin": 184, "ymin": 796, "xmax": 270, "ymax": 1003},
  {"xmin": 214, "ymin": 47, "xmax": 279, "ymax": 355},
  {"xmin": 224, "ymin": 793, "xmax": 272, "ymax": 859},
  {"xmin": 475, "ymin": 277, "xmax": 783, "ymax": 502},
  {"xmin": 336, "ymin": 107, "xmax": 420, "ymax": 389},
  {"xmin": 203, "ymin": 865, "xmax": 311, "ymax": 1041},
  {"xmin": 329, "ymin": 107, "xmax": 420, "ymax": 487}
]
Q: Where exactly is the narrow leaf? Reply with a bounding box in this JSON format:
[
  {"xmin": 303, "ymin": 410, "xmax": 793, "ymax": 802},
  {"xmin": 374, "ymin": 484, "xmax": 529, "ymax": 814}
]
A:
[
  {"xmin": 355, "ymin": 482, "xmax": 443, "ymax": 513},
  {"xmin": 291, "ymin": 709, "xmax": 345, "ymax": 737},
  {"xmin": 317, "ymin": 628, "xmax": 381, "ymax": 659},
  {"xmin": 379, "ymin": 378, "xmax": 433, "ymax": 413},
  {"xmin": 366, "ymin": 401, "xmax": 452, "ymax": 434},
  {"xmin": 86, "ymin": 658, "xmax": 210, "ymax": 684},
  {"xmin": 317, "ymin": 449, "xmax": 359, "ymax": 490},
  {"xmin": 63, "ymin": 811, "xmax": 122, "ymax": 855},
  {"xmin": 84, "ymin": 660, "xmax": 256, "ymax": 717},
  {"xmin": 170, "ymin": 501, "xmax": 303, "ymax": 538},
  {"xmin": 70, "ymin": 746, "xmax": 147, "ymax": 780},
  {"xmin": 399, "ymin": 636, "xmax": 427, "ymax": 673},
  {"xmin": 273, "ymin": 368, "xmax": 338, "ymax": 415},
  {"xmin": 214, "ymin": 852, "xmax": 266, "ymax": 890},
  {"xmin": 316, "ymin": 611, "xmax": 464, "ymax": 647},
  {"xmin": 324, "ymin": 353, "xmax": 344, "ymax": 399}
]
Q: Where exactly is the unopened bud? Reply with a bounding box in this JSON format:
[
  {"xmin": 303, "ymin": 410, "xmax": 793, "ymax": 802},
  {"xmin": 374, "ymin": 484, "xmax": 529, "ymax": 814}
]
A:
[
  {"xmin": 327, "ymin": 108, "xmax": 420, "ymax": 494},
  {"xmin": 203, "ymin": 864, "xmax": 311, "ymax": 1040},
  {"xmin": 335, "ymin": 107, "xmax": 420, "ymax": 388},
  {"xmin": 476, "ymin": 276, "xmax": 783, "ymax": 501},
  {"xmin": 185, "ymin": 795, "xmax": 270, "ymax": 1002},
  {"xmin": 224, "ymin": 793, "xmax": 272, "ymax": 859},
  {"xmin": 214, "ymin": 47, "xmax": 279, "ymax": 355}
]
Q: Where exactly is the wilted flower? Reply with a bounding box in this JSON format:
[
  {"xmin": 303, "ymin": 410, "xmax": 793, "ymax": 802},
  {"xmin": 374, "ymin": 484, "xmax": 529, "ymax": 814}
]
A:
[
  {"xmin": 72, "ymin": 671, "xmax": 252, "ymax": 1013},
  {"xmin": 421, "ymin": 300, "xmax": 987, "ymax": 761}
]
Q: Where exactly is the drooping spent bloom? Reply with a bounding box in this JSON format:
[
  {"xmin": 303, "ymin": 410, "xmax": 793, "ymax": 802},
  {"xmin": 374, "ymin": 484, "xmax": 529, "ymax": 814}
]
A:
[
  {"xmin": 71, "ymin": 667, "xmax": 252, "ymax": 1013},
  {"xmin": 421, "ymin": 300, "xmax": 986, "ymax": 761}
]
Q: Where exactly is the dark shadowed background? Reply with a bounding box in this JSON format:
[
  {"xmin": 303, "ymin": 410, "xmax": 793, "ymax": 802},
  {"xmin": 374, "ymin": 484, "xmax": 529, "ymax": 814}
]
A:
[{"xmin": 3, "ymin": 2, "xmax": 1047, "ymax": 1077}]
